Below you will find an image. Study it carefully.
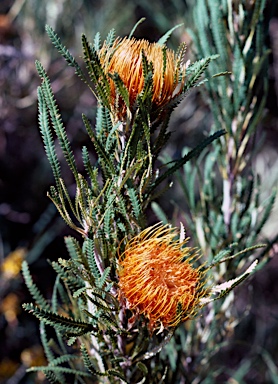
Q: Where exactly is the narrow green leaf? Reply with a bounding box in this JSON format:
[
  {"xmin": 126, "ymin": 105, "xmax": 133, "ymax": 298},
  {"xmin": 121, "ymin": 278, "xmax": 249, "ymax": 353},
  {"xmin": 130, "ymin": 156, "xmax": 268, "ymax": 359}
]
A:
[
  {"xmin": 148, "ymin": 130, "xmax": 226, "ymax": 195},
  {"xmin": 109, "ymin": 73, "xmax": 130, "ymax": 109},
  {"xmin": 22, "ymin": 303, "xmax": 95, "ymax": 335},
  {"xmin": 37, "ymin": 86, "xmax": 61, "ymax": 189},
  {"xmin": 94, "ymin": 31, "xmax": 102, "ymax": 52},
  {"xmin": 22, "ymin": 261, "xmax": 51, "ymax": 311},
  {"xmin": 45, "ymin": 25, "xmax": 92, "ymax": 91},
  {"xmin": 27, "ymin": 366, "xmax": 92, "ymax": 378},
  {"xmin": 36, "ymin": 61, "xmax": 79, "ymax": 183},
  {"xmin": 129, "ymin": 18, "xmax": 146, "ymax": 38},
  {"xmin": 157, "ymin": 24, "xmax": 184, "ymax": 46},
  {"xmin": 151, "ymin": 202, "xmax": 168, "ymax": 224}
]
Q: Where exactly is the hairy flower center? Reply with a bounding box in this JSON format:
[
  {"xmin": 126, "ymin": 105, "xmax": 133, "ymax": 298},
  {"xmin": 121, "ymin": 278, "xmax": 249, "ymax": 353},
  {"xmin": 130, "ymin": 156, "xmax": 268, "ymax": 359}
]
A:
[
  {"xmin": 101, "ymin": 37, "xmax": 182, "ymax": 119},
  {"xmin": 118, "ymin": 237, "xmax": 202, "ymax": 329}
]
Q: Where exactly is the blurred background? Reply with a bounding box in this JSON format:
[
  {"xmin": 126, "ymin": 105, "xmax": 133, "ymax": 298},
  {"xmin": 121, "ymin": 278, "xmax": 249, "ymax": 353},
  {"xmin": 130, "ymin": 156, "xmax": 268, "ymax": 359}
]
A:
[{"xmin": 0, "ymin": 0, "xmax": 278, "ymax": 383}]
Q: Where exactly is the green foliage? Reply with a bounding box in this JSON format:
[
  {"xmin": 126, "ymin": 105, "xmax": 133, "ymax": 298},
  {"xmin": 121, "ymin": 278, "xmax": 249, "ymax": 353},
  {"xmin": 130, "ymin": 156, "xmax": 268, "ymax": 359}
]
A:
[
  {"xmin": 21, "ymin": 9, "xmax": 276, "ymax": 383},
  {"xmin": 148, "ymin": 129, "xmax": 225, "ymax": 197},
  {"xmin": 80, "ymin": 344, "xmax": 127, "ymax": 382},
  {"xmin": 22, "ymin": 303, "xmax": 95, "ymax": 336},
  {"xmin": 157, "ymin": 23, "xmax": 184, "ymax": 46},
  {"xmin": 163, "ymin": 1, "xmax": 277, "ymax": 382},
  {"xmin": 45, "ymin": 24, "xmax": 91, "ymax": 90},
  {"xmin": 181, "ymin": 0, "xmax": 276, "ymax": 258},
  {"xmin": 21, "ymin": 261, "xmax": 52, "ymax": 311},
  {"xmin": 36, "ymin": 61, "xmax": 79, "ymax": 180},
  {"xmin": 37, "ymin": 86, "xmax": 61, "ymax": 189}
]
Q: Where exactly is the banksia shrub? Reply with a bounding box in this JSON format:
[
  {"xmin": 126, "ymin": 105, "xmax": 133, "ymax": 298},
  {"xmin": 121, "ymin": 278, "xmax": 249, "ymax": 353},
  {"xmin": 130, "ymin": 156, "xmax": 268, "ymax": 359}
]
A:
[{"xmin": 21, "ymin": 12, "xmax": 273, "ymax": 383}]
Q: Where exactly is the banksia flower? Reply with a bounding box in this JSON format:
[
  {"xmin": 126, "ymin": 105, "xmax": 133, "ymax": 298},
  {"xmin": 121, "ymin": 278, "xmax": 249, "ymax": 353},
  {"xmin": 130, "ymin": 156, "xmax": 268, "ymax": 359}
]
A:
[
  {"xmin": 100, "ymin": 37, "xmax": 186, "ymax": 120},
  {"xmin": 118, "ymin": 223, "xmax": 207, "ymax": 331}
]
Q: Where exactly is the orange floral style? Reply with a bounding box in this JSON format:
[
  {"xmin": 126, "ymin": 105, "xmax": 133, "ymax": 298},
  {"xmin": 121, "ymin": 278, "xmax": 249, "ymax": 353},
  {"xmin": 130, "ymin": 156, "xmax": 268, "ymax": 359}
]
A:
[
  {"xmin": 118, "ymin": 224, "xmax": 207, "ymax": 331},
  {"xmin": 100, "ymin": 37, "xmax": 185, "ymax": 119}
]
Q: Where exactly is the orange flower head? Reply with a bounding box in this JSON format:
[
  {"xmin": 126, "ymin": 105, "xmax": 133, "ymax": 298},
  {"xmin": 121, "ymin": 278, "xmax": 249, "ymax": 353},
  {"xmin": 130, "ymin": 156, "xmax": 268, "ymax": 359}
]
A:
[
  {"xmin": 100, "ymin": 37, "xmax": 186, "ymax": 120},
  {"xmin": 118, "ymin": 224, "xmax": 207, "ymax": 331}
]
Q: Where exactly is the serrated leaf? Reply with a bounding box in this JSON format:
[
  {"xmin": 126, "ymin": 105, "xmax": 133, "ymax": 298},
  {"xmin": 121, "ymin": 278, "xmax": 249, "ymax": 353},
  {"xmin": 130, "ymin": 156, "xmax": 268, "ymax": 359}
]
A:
[
  {"xmin": 37, "ymin": 86, "xmax": 61, "ymax": 190},
  {"xmin": 201, "ymin": 260, "xmax": 258, "ymax": 305},
  {"xmin": 22, "ymin": 261, "xmax": 51, "ymax": 311},
  {"xmin": 157, "ymin": 24, "xmax": 184, "ymax": 46},
  {"xmin": 22, "ymin": 303, "xmax": 95, "ymax": 335},
  {"xmin": 45, "ymin": 25, "xmax": 92, "ymax": 92},
  {"xmin": 148, "ymin": 130, "xmax": 226, "ymax": 196}
]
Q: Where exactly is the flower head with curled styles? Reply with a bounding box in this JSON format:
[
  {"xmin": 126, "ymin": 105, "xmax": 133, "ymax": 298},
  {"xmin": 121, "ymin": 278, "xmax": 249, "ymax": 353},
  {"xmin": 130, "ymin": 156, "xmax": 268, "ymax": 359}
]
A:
[
  {"xmin": 100, "ymin": 37, "xmax": 186, "ymax": 121},
  {"xmin": 117, "ymin": 223, "xmax": 208, "ymax": 332}
]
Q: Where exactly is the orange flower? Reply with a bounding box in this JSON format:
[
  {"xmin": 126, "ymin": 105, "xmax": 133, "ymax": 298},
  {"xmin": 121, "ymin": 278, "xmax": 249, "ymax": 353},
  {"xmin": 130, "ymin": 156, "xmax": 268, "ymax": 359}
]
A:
[
  {"xmin": 118, "ymin": 224, "xmax": 207, "ymax": 331},
  {"xmin": 100, "ymin": 37, "xmax": 185, "ymax": 119}
]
